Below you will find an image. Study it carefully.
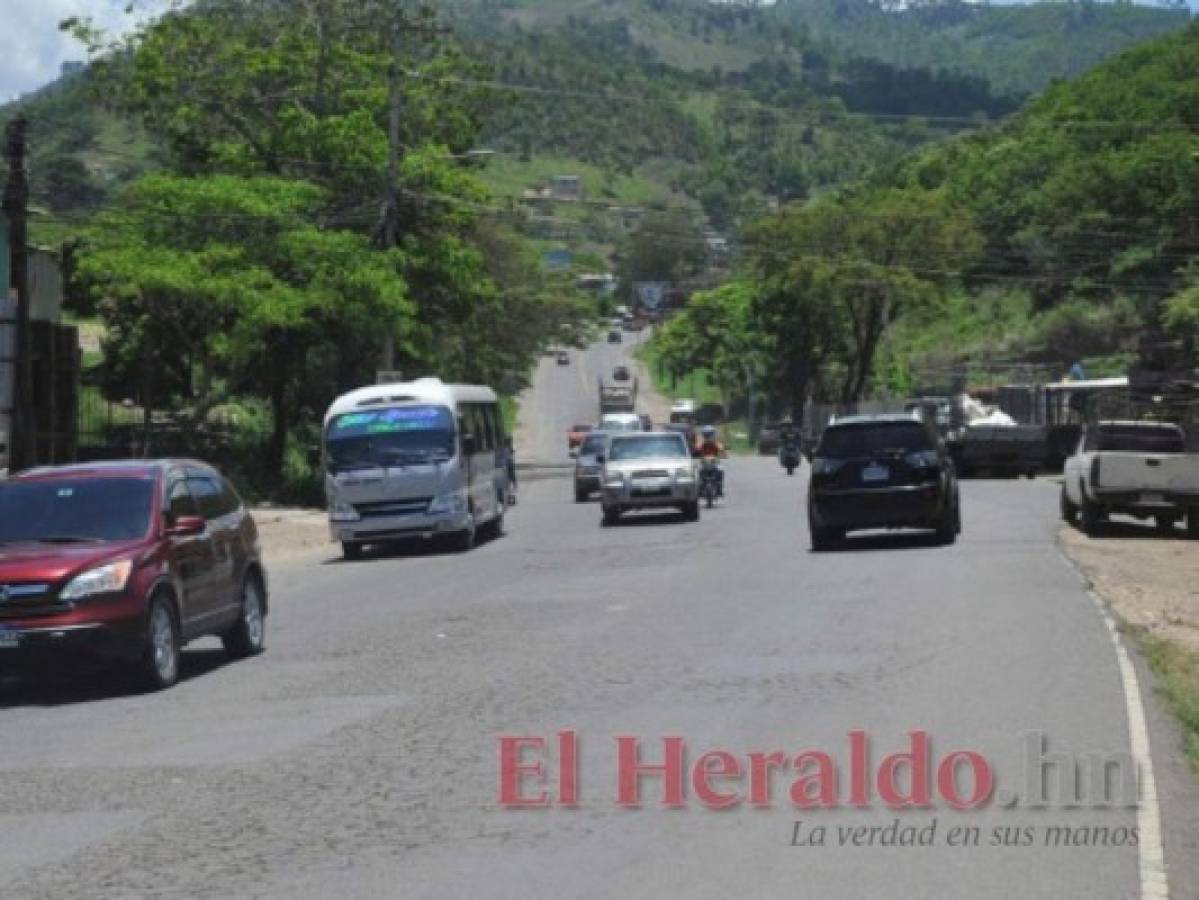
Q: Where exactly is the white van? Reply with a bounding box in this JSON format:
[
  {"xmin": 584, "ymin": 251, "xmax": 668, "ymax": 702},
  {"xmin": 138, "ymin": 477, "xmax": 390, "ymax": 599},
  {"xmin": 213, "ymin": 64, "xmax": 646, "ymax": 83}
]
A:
[{"xmin": 323, "ymin": 378, "xmax": 508, "ymax": 558}]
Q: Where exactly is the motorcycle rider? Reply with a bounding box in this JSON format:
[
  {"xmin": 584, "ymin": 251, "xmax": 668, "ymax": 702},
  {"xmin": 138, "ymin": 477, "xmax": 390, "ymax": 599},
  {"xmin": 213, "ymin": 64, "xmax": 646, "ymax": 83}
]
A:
[
  {"xmin": 697, "ymin": 425, "xmax": 727, "ymax": 497},
  {"xmin": 778, "ymin": 419, "xmax": 802, "ymax": 473}
]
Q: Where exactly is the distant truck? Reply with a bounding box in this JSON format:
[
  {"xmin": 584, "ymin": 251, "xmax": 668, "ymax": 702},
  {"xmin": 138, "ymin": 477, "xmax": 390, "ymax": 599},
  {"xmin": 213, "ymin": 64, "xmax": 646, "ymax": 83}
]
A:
[
  {"xmin": 1061, "ymin": 420, "xmax": 1199, "ymax": 537},
  {"xmin": 599, "ymin": 376, "xmax": 638, "ymax": 414},
  {"xmin": 954, "ymin": 424, "xmax": 1046, "ymax": 479},
  {"xmin": 669, "ymin": 398, "xmax": 698, "ymax": 424}
]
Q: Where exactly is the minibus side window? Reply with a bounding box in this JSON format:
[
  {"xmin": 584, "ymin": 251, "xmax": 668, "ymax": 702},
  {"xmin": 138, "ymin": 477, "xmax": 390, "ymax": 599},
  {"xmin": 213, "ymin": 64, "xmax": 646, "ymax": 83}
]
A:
[{"xmin": 480, "ymin": 405, "xmax": 496, "ymax": 453}]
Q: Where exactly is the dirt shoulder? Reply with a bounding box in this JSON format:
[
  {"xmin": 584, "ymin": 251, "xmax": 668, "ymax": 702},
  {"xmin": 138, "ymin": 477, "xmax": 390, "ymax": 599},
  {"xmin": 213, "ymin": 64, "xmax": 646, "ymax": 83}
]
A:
[
  {"xmin": 252, "ymin": 507, "xmax": 333, "ymax": 569},
  {"xmin": 1059, "ymin": 521, "xmax": 1199, "ymax": 652}
]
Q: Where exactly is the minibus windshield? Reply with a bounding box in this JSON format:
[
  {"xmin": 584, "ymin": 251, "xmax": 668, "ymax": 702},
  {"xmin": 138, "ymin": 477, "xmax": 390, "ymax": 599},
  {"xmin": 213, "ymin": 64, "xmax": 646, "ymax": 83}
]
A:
[{"xmin": 326, "ymin": 406, "xmax": 456, "ymax": 471}]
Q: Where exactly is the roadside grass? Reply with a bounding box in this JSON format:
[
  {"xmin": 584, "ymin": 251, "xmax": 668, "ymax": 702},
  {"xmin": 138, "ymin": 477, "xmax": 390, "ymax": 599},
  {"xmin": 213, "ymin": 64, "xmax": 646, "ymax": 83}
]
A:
[
  {"xmin": 636, "ymin": 341, "xmax": 723, "ymax": 406},
  {"xmin": 501, "ymin": 395, "xmax": 520, "ymax": 437},
  {"xmin": 636, "ymin": 342, "xmax": 756, "ymax": 454},
  {"xmin": 1137, "ymin": 631, "xmax": 1199, "ymax": 774}
]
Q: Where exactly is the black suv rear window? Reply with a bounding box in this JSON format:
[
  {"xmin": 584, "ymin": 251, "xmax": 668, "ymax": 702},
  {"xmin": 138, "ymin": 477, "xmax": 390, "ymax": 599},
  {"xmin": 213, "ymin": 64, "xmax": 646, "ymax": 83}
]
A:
[{"xmin": 818, "ymin": 421, "xmax": 934, "ymax": 458}]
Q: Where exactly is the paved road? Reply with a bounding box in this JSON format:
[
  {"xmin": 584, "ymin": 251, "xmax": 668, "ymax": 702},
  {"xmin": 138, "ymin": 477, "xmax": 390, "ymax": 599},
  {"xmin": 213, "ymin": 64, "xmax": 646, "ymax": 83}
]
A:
[
  {"xmin": 1, "ymin": 343, "xmax": 1197, "ymax": 899},
  {"xmin": 515, "ymin": 330, "xmax": 666, "ymax": 468}
]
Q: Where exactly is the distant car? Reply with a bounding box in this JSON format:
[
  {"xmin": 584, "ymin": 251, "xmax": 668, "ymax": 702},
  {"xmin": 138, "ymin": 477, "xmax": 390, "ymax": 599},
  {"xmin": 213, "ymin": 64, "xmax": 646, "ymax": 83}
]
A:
[
  {"xmin": 600, "ymin": 432, "xmax": 700, "ymax": 525},
  {"xmin": 664, "ymin": 423, "xmax": 698, "ymax": 455},
  {"xmin": 574, "ymin": 431, "xmax": 610, "ymax": 502},
  {"xmin": 638, "ymin": 414, "xmax": 654, "ymax": 432},
  {"xmin": 612, "ymin": 365, "xmax": 631, "ymax": 382},
  {"xmin": 600, "ymin": 412, "xmax": 642, "ymax": 433},
  {"xmin": 757, "ymin": 423, "xmax": 782, "ymax": 455},
  {"xmin": 556, "ymin": 351, "xmax": 570, "ymax": 366},
  {"xmin": 807, "ymin": 414, "xmax": 960, "ymax": 551},
  {"xmin": 567, "ymin": 423, "xmax": 593, "ymax": 454},
  {"xmin": 607, "ymin": 330, "xmax": 622, "ymax": 344},
  {"xmin": 0, "ymin": 460, "xmax": 268, "ymax": 690}
]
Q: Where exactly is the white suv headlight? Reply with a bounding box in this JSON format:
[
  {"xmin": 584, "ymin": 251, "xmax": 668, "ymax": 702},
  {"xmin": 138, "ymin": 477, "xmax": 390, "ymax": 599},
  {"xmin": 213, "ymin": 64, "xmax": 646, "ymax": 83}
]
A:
[
  {"xmin": 428, "ymin": 491, "xmax": 467, "ymax": 515},
  {"xmin": 675, "ymin": 466, "xmax": 695, "ymax": 481},
  {"xmin": 603, "ymin": 471, "xmax": 624, "ymax": 488},
  {"xmin": 330, "ymin": 500, "xmax": 361, "ymax": 522},
  {"xmin": 60, "ymin": 559, "xmax": 134, "ymax": 601}
]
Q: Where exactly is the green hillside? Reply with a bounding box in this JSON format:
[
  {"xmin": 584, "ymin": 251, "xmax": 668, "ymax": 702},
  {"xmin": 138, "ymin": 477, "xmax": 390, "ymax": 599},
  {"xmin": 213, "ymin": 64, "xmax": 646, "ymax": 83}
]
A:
[
  {"xmin": 652, "ymin": 19, "xmax": 1199, "ymax": 413},
  {"xmin": 449, "ymin": 0, "xmax": 1191, "ymax": 95},
  {"xmin": 773, "ymin": 0, "xmax": 1192, "ymax": 97},
  {"xmin": 4, "ymin": 0, "xmax": 1189, "ymax": 259}
]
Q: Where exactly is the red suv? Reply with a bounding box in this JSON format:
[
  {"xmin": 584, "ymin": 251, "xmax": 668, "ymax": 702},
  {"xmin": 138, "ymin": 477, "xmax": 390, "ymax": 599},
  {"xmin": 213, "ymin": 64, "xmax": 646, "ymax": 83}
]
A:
[{"xmin": 0, "ymin": 460, "xmax": 268, "ymax": 690}]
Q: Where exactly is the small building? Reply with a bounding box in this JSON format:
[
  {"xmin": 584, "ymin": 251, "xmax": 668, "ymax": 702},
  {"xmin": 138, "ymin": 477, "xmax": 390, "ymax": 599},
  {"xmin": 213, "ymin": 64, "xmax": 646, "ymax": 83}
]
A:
[
  {"xmin": 576, "ymin": 273, "xmax": 617, "ymax": 295},
  {"xmin": 549, "ymin": 175, "xmax": 582, "ymax": 201}
]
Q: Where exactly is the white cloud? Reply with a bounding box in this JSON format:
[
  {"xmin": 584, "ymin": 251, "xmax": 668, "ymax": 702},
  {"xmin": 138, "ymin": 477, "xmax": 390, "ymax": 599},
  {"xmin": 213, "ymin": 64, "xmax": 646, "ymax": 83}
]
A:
[{"xmin": 0, "ymin": 0, "xmax": 170, "ymax": 101}]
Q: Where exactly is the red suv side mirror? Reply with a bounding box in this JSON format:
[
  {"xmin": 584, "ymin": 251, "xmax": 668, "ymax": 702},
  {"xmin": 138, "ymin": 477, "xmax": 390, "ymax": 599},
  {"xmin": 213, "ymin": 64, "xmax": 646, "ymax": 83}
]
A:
[{"xmin": 166, "ymin": 515, "xmax": 206, "ymax": 537}]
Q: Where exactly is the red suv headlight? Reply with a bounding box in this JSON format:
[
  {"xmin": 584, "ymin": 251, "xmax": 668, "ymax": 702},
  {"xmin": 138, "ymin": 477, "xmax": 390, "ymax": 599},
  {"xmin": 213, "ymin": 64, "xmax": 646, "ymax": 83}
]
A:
[{"xmin": 60, "ymin": 559, "xmax": 134, "ymax": 601}]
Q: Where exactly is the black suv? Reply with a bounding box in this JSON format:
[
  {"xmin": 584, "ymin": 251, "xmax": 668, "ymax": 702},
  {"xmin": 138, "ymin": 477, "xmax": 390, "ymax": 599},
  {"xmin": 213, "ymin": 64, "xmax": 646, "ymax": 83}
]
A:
[{"xmin": 807, "ymin": 414, "xmax": 961, "ymax": 550}]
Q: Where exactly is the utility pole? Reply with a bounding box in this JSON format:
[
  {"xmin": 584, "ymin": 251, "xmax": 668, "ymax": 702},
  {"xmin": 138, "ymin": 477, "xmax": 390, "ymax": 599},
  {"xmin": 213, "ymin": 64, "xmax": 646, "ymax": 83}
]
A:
[
  {"xmin": 2, "ymin": 115, "xmax": 32, "ymax": 473},
  {"xmin": 377, "ymin": 10, "xmax": 450, "ymax": 373},
  {"xmin": 379, "ymin": 22, "xmax": 403, "ymax": 372}
]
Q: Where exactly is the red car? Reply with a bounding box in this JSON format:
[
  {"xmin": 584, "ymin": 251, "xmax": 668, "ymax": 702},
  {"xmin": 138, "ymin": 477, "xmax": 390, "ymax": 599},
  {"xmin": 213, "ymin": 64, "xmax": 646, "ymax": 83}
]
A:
[
  {"xmin": 0, "ymin": 460, "xmax": 268, "ymax": 690},
  {"xmin": 567, "ymin": 423, "xmax": 593, "ymax": 453}
]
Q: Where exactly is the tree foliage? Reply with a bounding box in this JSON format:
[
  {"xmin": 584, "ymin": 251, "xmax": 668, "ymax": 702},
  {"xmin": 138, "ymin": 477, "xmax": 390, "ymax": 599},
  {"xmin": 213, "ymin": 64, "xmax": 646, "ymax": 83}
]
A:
[{"xmin": 63, "ymin": 0, "xmax": 591, "ymax": 476}]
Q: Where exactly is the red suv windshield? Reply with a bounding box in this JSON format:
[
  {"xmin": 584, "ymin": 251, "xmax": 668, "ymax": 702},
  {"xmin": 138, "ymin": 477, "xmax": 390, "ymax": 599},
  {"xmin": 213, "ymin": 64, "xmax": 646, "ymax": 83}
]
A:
[{"xmin": 0, "ymin": 477, "xmax": 156, "ymax": 544}]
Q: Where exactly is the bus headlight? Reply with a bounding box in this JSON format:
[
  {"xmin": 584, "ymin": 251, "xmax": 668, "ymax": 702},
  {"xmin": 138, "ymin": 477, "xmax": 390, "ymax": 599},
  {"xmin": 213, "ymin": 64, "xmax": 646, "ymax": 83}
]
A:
[
  {"xmin": 428, "ymin": 491, "xmax": 467, "ymax": 515},
  {"xmin": 330, "ymin": 501, "xmax": 361, "ymax": 522}
]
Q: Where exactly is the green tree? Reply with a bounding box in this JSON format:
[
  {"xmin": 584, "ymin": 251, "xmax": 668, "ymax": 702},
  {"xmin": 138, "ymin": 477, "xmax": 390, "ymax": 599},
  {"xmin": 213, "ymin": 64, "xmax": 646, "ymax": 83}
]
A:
[
  {"xmin": 617, "ymin": 208, "xmax": 708, "ymax": 292},
  {"xmin": 78, "ymin": 173, "xmax": 412, "ymax": 469}
]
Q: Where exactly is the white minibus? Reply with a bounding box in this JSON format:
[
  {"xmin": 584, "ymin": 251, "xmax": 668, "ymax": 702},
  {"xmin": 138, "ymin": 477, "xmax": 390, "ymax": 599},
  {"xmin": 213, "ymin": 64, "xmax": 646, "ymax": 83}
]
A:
[{"xmin": 323, "ymin": 378, "xmax": 508, "ymax": 558}]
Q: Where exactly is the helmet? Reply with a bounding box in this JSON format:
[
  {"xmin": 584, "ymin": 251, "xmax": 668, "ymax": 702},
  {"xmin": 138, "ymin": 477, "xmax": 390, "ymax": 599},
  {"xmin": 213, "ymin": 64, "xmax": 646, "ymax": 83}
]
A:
[{"xmin": 701, "ymin": 425, "xmax": 717, "ymax": 439}]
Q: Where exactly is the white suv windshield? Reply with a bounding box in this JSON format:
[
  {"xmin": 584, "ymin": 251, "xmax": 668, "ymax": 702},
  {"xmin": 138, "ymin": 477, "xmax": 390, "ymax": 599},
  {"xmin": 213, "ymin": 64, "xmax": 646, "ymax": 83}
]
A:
[{"xmin": 609, "ymin": 435, "xmax": 688, "ymax": 461}]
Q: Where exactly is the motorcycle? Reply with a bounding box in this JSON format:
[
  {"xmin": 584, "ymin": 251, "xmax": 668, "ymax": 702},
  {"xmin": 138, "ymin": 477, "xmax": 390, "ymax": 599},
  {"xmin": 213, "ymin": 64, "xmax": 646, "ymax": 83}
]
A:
[
  {"xmin": 699, "ymin": 458, "xmax": 722, "ymax": 508},
  {"xmin": 779, "ymin": 442, "xmax": 801, "ymax": 476}
]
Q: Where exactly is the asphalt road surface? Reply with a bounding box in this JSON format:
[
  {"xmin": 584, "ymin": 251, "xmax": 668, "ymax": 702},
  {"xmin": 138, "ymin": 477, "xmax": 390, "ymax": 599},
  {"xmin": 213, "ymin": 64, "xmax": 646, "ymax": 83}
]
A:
[
  {"xmin": 1, "ymin": 340, "xmax": 1197, "ymax": 899},
  {"xmin": 515, "ymin": 330, "xmax": 667, "ymax": 468}
]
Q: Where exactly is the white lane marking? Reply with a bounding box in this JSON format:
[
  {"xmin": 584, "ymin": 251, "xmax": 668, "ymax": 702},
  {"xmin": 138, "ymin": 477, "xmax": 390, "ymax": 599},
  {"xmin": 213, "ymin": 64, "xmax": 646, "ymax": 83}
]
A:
[{"xmin": 1060, "ymin": 549, "xmax": 1169, "ymax": 900}]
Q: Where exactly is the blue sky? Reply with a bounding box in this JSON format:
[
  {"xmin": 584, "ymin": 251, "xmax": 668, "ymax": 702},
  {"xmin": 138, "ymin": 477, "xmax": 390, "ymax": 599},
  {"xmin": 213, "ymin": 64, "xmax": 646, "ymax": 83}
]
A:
[{"xmin": 0, "ymin": 0, "xmax": 170, "ymax": 101}]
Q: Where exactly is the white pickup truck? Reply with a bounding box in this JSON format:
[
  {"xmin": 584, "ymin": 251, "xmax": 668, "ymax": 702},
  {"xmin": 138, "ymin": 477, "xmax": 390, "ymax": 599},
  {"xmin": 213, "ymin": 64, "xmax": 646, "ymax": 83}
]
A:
[{"xmin": 1061, "ymin": 420, "xmax": 1199, "ymax": 536}]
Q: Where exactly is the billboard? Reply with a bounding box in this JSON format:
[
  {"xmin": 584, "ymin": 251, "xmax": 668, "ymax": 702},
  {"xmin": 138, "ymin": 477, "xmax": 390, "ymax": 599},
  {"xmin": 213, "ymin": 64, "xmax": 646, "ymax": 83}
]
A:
[{"xmin": 633, "ymin": 281, "xmax": 669, "ymax": 311}]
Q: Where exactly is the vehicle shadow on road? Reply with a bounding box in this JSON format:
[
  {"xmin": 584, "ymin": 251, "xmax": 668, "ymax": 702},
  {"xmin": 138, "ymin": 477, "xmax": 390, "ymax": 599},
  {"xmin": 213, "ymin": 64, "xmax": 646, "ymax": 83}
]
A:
[
  {"xmin": 603, "ymin": 511, "xmax": 691, "ymax": 527},
  {"xmin": 0, "ymin": 648, "xmax": 236, "ymax": 708},
  {"xmin": 322, "ymin": 531, "xmax": 508, "ymax": 565},
  {"xmin": 817, "ymin": 531, "xmax": 947, "ymax": 553},
  {"xmin": 1069, "ymin": 519, "xmax": 1192, "ymax": 541}
]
